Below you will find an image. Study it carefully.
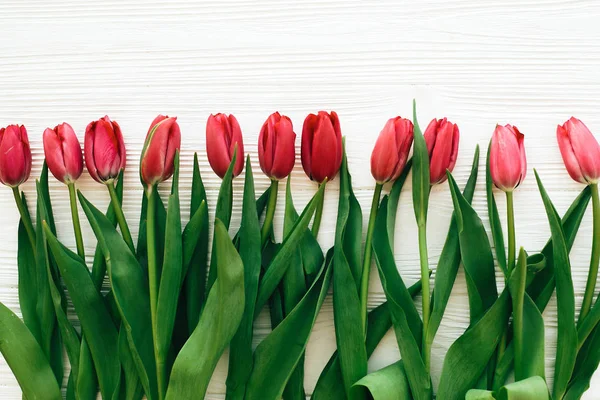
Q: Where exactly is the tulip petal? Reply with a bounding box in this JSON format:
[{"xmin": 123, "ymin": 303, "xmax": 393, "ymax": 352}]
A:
[
  {"xmin": 310, "ymin": 115, "xmax": 339, "ymax": 183},
  {"xmin": 0, "ymin": 126, "xmax": 30, "ymax": 186},
  {"xmin": 58, "ymin": 123, "xmax": 83, "ymax": 181},
  {"xmin": 43, "ymin": 127, "xmax": 68, "ymax": 183},
  {"xmin": 429, "ymin": 119, "xmax": 454, "ymax": 184},
  {"xmin": 565, "ymin": 118, "xmax": 600, "ymax": 183},
  {"xmin": 371, "ymin": 118, "xmax": 400, "ymax": 183},
  {"xmin": 301, "ymin": 114, "xmax": 318, "ymax": 179},
  {"xmin": 557, "ymin": 124, "xmax": 586, "ymax": 184},
  {"xmin": 270, "ymin": 116, "xmax": 296, "ymax": 180},
  {"xmin": 141, "ymin": 118, "xmax": 171, "ymax": 184},
  {"xmin": 227, "ymin": 115, "xmax": 244, "ymax": 178},
  {"xmin": 490, "ymin": 125, "xmax": 524, "ymax": 191}
]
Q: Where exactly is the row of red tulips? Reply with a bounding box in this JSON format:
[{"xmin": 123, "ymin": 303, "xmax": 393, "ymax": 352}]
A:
[{"xmin": 0, "ymin": 112, "xmax": 597, "ymax": 195}]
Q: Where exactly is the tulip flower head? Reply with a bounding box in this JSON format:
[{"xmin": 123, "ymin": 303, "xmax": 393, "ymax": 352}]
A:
[
  {"xmin": 258, "ymin": 112, "xmax": 296, "ymax": 180},
  {"xmin": 490, "ymin": 124, "xmax": 527, "ymax": 192},
  {"xmin": 85, "ymin": 116, "xmax": 126, "ymax": 184},
  {"xmin": 424, "ymin": 118, "xmax": 460, "ymax": 185},
  {"xmin": 557, "ymin": 117, "xmax": 600, "ymax": 185},
  {"xmin": 43, "ymin": 122, "xmax": 83, "ymax": 184},
  {"xmin": 206, "ymin": 113, "xmax": 245, "ymax": 179},
  {"xmin": 140, "ymin": 115, "xmax": 181, "ymax": 188},
  {"xmin": 370, "ymin": 117, "xmax": 414, "ymax": 183},
  {"xmin": 301, "ymin": 111, "xmax": 343, "ymax": 183},
  {"xmin": 0, "ymin": 124, "xmax": 32, "ymax": 187}
]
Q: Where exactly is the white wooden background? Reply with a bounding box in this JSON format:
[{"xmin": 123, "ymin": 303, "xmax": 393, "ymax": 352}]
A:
[{"xmin": 1, "ymin": 0, "xmax": 600, "ymax": 398}]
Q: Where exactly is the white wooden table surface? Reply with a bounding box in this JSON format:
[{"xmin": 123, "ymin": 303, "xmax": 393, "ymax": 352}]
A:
[{"xmin": 1, "ymin": 0, "xmax": 600, "ymax": 398}]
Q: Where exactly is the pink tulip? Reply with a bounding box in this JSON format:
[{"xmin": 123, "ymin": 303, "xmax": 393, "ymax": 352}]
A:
[
  {"xmin": 43, "ymin": 123, "xmax": 83, "ymax": 184},
  {"xmin": 490, "ymin": 124, "xmax": 527, "ymax": 192},
  {"xmin": 258, "ymin": 112, "xmax": 296, "ymax": 180},
  {"xmin": 206, "ymin": 113, "xmax": 245, "ymax": 178},
  {"xmin": 140, "ymin": 115, "xmax": 181, "ymax": 187},
  {"xmin": 557, "ymin": 117, "xmax": 600, "ymax": 185},
  {"xmin": 0, "ymin": 125, "xmax": 32, "ymax": 187},
  {"xmin": 85, "ymin": 116, "xmax": 126, "ymax": 183},
  {"xmin": 370, "ymin": 117, "xmax": 414, "ymax": 183},
  {"xmin": 301, "ymin": 111, "xmax": 343, "ymax": 183},
  {"xmin": 424, "ymin": 118, "xmax": 460, "ymax": 185}
]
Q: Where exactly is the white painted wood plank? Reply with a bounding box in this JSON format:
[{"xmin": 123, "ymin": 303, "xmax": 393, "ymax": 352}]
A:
[{"xmin": 1, "ymin": 0, "xmax": 600, "ymax": 397}]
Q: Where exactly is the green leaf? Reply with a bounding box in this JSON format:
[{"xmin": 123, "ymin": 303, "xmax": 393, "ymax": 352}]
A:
[
  {"xmin": 373, "ymin": 196, "xmax": 431, "ymax": 400},
  {"xmin": 332, "ymin": 146, "xmax": 368, "ymax": 398},
  {"xmin": 43, "ymin": 223, "xmax": 120, "ymax": 399},
  {"xmin": 155, "ymin": 153, "xmax": 183, "ymax": 384},
  {"xmin": 182, "ymin": 153, "xmax": 210, "ymax": 333},
  {"xmin": 565, "ymin": 323, "xmax": 600, "ymax": 399},
  {"xmin": 427, "ymin": 147, "xmax": 479, "ymax": 350},
  {"xmin": 118, "ymin": 327, "xmax": 144, "ymax": 400},
  {"xmin": 351, "ymin": 361, "xmax": 411, "ymax": 400},
  {"xmin": 438, "ymin": 290, "xmax": 511, "ymax": 400},
  {"xmin": 0, "ymin": 301, "xmax": 62, "ymax": 400},
  {"xmin": 165, "ymin": 219, "xmax": 244, "ymax": 399},
  {"xmin": 535, "ymin": 170, "xmax": 577, "ymax": 400},
  {"xmin": 206, "ymin": 150, "xmax": 236, "ymax": 294},
  {"xmin": 486, "ymin": 141, "xmax": 508, "ymax": 276},
  {"xmin": 245, "ymin": 250, "xmax": 333, "ymax": 400},
  {"xmin": 509, "ymin": 248, "xmax": 545, "ymax": 380},
  {"xmin": 311, "ymin": 281, "xmax": 423, "ymax": 400},
  {"xmin": 466, "ymin": 389, "xmax": 496, "ymax": 400},
  {"xmin": 254, "ymin": 183, "xmax": 325, "ymax": 316},
  {"xmin": 466, "ymin": 376, "xmax": 550, "ymax": 400},
  {"xmin": 226, "ymin": 156, "xmax": 262, "ymax": 399},
  {"xmin": 386, "ymin": 159, "xmax": 412, "ymax": 245},
  {"xmin": 79, "ymin": 192, "xmax": 159, "ymax": 400},
  {"xmin": 447, "ymin": 172, "xmax": 497, "ymax": 321},
  {"xmin": 411, "ymin": 100, "xmax": 430, "ymax": 228}
]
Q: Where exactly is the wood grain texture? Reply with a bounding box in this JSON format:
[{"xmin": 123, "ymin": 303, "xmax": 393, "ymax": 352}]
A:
[{"xmin": 1, "ymin": 0, "xmax": 600, "ymax": 397}]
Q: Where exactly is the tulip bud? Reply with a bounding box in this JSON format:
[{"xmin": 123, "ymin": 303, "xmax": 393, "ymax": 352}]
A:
[
  {"xmin": 301, "ymin": 111, "xmax": 343, "ymax": 183},
  {"xmin": 424, "ymin": 118, "xmax": 460, "ymax": 185},
  {"xmin": 556, "ymin": 117, "xmax": 600, "ymax": 185},
  {"xmin": 370, "ymin": 117, "xmax": 414, "ymax": 183},
  {"xmin": 140, "ymin": 115, "xmax": 181, "ymax": 187},
  {"xmin": 43, "ymin": 122, "xmax": 83, "ymax": 184},
  {"xmin": 258, "ymin": 112, "xmax": 296, "ymax": 180},
  {"xmin": 490, "ymin": 124, "xmax": 527, "ymax": 192},
  {"xmin": 84, "ymin": 116, "xmax": 126, "ymax": 184},
  {"xmin": 206, "ymin": 113, "xmax": 245, "ymax": 179},
  {"xmin": 0, "ymin": 125, "xmax": 32, "ymax": 187}
]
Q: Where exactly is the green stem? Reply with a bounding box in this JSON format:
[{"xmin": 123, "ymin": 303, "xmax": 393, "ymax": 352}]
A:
[
  {"xmin": 68, "ymin": 182, "xmax": 85, "ymax": 260},
  {"xmin": 579, "ymin": 183, "xmax": 600, "ymax": 323},
  {"xmin": 506, "ymin": 191, "xmax": 516, "ymax": 273},
  {"xmin": 418, "ymin": 222, "xmax": 431, "ymax": 373},
  {"xmin": 12, "ymin": 186, "xmax": 36, "ymax": 253},
  {"xmin": 311, "ymin": 182, "xmax": 325, "ymax": 237},
  {"xmin": 106, "ymin": 182, "xmax": 135, "ymax": 253},
  {"xmin": 359, "ymin": 183, "xmax": 382, "ymax": 332},
  {"xmin": 146, "ymin": 186, "xmax": 164, "ymax": 399},
  {"xmin": 260, "ymin": 179, "xmax": 279, "ymax": 247},
  {"xmin": 512, "ymin": 249, "xmax": 527, "ymax": 380}
]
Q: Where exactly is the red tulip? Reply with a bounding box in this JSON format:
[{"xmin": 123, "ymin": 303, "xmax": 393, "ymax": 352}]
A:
[
  {"xmin": 85, "ymin": 116, "xmax": 126, "ymax": 183},
  {"xmin": 301, "ymin": 111, "xmax": 343, "ymax": 183},
  {"xmin": 370, "ymin": 117, "xmax": 414, "ymax": 183},
  {"xmin": 206, "ymin": 113, "xmax": 244, "ymax": 178},
  {"xmin": 424, "ymin": 118, "xmax": 460, "ymax": 185},
  {"xmin": 258, "ymin": 112, "xmax": 296, "ymax": 180},
  {"xmin": 557, "ymin": 117, "xmax": 600, "ymax": 185},
  {"xmin": 43, "ymin": 122, "xmax": 83, "ymax": 184},
  {"xmin": 0, "ymin": 125, "xmax": 32, "ymax": 187},
  {"xmin": 490, "ymin": 124, "xmax": 527, "ymax": 192},
  {"xmin": 140, "ymin": 115, "xmax": 181, "ymax": 187}
]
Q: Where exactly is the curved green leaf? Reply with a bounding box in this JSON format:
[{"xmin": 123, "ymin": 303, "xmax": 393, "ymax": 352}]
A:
[
  {"xmin": 226, "ymin": 157, "xmax": 262, "ymax": 399},
  {"xmin": 332, "ymin": 146, "xmax": 367, "ymax": 399},
  {"xmin": 166, "ymin": 219, "xmax": 244, "ymax": 400},
  {"xmin": 79, "ymin": 192, "xmax": 159, "ymax": 400},
  {"xmin": 411, "ymin": 99, "xmax": 430, "ymax": 227},
  {"xmin": 535, "ymin": 170, "xmax": 577, "ymax": 400},
  {"xmin": 486, "ymin": 141, "xmax": 508, "ymax": 276},
  {"xmin": 245, "ymin": 250, "xmax": 332, "ymax": 400},
  {"xmin": 466, "ymin": 376, "xmax": 549, "ymax": 400},
  {"xmin": 43, "ymin": 223, "xmax": 120, "ymax": 399},
  {"xmin": 0, "ymin": 302, "xmax": 62, "ymax": 400},
  {"xmin": 351, "ymin": 361, "xmax": 410, "ymax": 400}
]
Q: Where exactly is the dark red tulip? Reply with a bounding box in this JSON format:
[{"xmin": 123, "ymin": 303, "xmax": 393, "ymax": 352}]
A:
[
  {"xmin": 85, "ymin": 116, "xmax": 126, "ymax": 183},
  {"xmin": 490, "ymin": 124, "xmax": 527, "ymax": 192},
  {"xmin": 43, "ymin": 122, "xmax": 83, "ymax": 184},
  {"xmin": 301, "ymin": 111, "xmax": 343, "ymax": 183},
  {"xmin": 206, "ymin": 113, "xmax": 245, "ymax": 178},
  {"xmin": 557, "ymin": 117, "xmax": 600, "ymax": 185},
  {"xmin": 370, "ymin": 117, "xmax": 414, "ymax": 183},
  {"xmin": 258, "ymin": 112, "xmax": 296, "ymax": 180},
  {"xmin": 0, "ymin": 125, "xmax": 32, "ymax": 187},
  {"xmin": 140, "ymin": 115, "xmax": 181, "ymax": 187}
]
